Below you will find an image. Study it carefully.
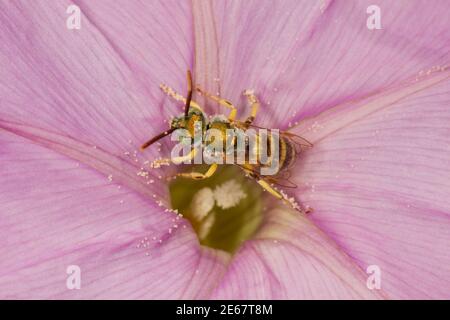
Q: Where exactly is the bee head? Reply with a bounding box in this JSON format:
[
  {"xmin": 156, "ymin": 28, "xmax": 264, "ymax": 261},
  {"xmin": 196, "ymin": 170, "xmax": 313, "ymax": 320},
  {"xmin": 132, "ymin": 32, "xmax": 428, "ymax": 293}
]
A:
[
  {"xmin": 169, "ymin": 115, "xmax": 186, "ymax": 130},
  {"xmin": 140, "ymin": 70, "xmax": 203, "ymax": 151},
  {"xmin": 171, "ymin": 108, "xmax": 208, "ymax": 137}
]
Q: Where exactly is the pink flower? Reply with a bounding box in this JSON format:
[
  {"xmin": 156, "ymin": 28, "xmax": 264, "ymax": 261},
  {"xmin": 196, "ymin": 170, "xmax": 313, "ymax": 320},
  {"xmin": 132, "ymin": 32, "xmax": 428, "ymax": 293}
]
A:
[{"xmin": 1, "ymin": 0, "xmax": 449, "ymax": 299}]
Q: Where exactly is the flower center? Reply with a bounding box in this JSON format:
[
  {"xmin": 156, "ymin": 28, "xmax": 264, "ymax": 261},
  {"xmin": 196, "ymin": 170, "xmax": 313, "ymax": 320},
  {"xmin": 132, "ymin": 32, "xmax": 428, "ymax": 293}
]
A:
[{"xmin": 169, "ymin": 165, "xmax": 263, "ymax": 253}]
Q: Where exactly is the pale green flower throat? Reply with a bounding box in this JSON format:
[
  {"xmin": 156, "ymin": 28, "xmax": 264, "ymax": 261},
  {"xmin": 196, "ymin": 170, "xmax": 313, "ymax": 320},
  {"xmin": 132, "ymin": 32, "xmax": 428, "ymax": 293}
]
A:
[{"xmin": 169, "ymin": 165, "xmax": 263, "ymax": 253}]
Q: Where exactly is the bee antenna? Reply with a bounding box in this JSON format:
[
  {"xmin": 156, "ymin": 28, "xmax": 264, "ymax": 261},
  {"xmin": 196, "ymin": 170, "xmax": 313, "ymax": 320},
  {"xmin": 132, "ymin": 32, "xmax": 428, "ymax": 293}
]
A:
[
  {"xmin": 184, "ymin": 70, "xmax": 193, "ymax": 117},
  {"xmin": 140, "ymin": 127, "xmax": 176, "ymax": 151},
  {"xmin": 141, "ymin": 70, "xmax": 192, "ymax": 151}
]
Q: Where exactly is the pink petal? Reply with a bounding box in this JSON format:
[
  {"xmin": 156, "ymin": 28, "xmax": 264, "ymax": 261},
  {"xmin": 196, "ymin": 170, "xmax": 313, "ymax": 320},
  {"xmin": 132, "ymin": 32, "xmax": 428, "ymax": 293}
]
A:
[
  {"xmin": 0, "ymin": 2, "xmax": 229, "ymax": 298},
  {"xmin": 0, "ymin": 0, "xmax": 191, "ymax": 158},
  {"xmin": 212, "ymin": 208, "xmax": 384, "ymax": 299},
  {"xmin": 192, "ymin": 0, "xmax": 450, "ymax": 298},
  {"xmin": 3, "ymin": 0, "xmax": 449, "ymax": 300},
  {"xmin": 291, "ymin": 71, "xmax": 450, "ymax": 299},
  {"xmin": 0, "ymin": 132, "xmax": 227, "ymax": 299},
  {"xmin": 197, "ymin": 0, "xmax": 449, "ymax": 127},
  {"xmin": 73, "ymin": 0, "xmax": 194, "ymax": 93}
]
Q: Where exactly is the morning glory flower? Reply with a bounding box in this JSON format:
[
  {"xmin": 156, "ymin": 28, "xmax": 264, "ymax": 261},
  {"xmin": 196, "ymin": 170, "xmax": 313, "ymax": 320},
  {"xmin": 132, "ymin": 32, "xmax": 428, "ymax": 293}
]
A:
[{"xmin": 0, "ymin": 0, "xmax": 449, "ymax": 299}]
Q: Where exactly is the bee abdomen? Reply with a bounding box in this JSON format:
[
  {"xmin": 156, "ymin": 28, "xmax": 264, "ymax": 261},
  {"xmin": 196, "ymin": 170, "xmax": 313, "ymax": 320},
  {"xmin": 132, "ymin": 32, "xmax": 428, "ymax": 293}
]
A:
[{"xmin": 279, "ymin": 138, "xmax": 296, "ymax": 172}]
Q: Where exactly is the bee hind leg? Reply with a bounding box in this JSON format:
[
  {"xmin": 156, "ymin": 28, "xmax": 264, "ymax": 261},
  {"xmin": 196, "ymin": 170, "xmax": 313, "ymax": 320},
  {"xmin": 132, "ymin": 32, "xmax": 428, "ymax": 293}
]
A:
[
  {"xmin": 256, "ymin": 178, "xmax": 310, "ymax": 214},
  {"xmin": 256, "ymin": 179, "xmax": 284, "ymax": 200}
]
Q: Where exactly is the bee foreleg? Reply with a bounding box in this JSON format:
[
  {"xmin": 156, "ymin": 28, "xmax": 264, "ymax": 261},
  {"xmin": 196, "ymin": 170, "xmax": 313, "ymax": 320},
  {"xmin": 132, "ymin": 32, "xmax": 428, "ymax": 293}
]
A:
[
  {"xmin": 151, "ymin": 149, "xmax": 196, "ymax": 169},
  {"xmin": 173, "ymin": 163, "xmax": 218, "ymax": 180},
  {"xmin": 196, "ymin": 87, "xmax": 237, "ymax": 121},
  {"xmin": 170, "ymin": 148, "xmax": 197, "ymax": 165},
  {"xmin": 160, "ymin": 83, "xmax": 204, "ymax": 112},
  {"xmin": 243, "ymin": 89, "xmax": 259, "ymax": 127}
]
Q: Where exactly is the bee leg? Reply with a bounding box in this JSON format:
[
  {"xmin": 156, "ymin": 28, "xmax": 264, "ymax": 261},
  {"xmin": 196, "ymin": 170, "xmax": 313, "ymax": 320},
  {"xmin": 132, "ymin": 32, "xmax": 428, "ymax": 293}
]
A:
[
  {"xmin": 243, "ymin": 169, "xmax": 283, "ymax": 199},
  {"xmin": 170, "ymin": 148, "xmax": 198, "ymax": 165},
  {"xmin": 243, "ymin": 89, "xmax": 259, "ymax": 127},
  {"xmin": 256, "ymin": 178, "xmax": 309, "ymax": 213},
  {"xmin": 256, "ymin": 179, "xmax": 284, "ymax": 200},
  {"xmin": 160, "ymin": 83, "xmax": 204, "ymax": 112},
  {"xmin": 153, "ymin": 148, "xmax": 198, "ymax": 168},
  {"xmin": 196, "ymin": 87, "xmax": 237, "ymax": 121},
  {"xmin": 173, "ymin": 163, "xmax": 218, "ymax": 180}
]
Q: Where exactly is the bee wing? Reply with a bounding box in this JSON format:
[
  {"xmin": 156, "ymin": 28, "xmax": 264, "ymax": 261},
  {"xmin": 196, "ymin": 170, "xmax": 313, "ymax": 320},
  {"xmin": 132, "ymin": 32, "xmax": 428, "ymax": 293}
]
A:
[
  {"xmin": 234, "ymin": 121, "xmax": 312, "ymax": 146},
  {"xmin": 265, "ymin": 175, "xmax": 298, "ymax": 189},
  {"xmin": 280, "ymin": 131, "xmax": 313, "ymax": 148}
]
